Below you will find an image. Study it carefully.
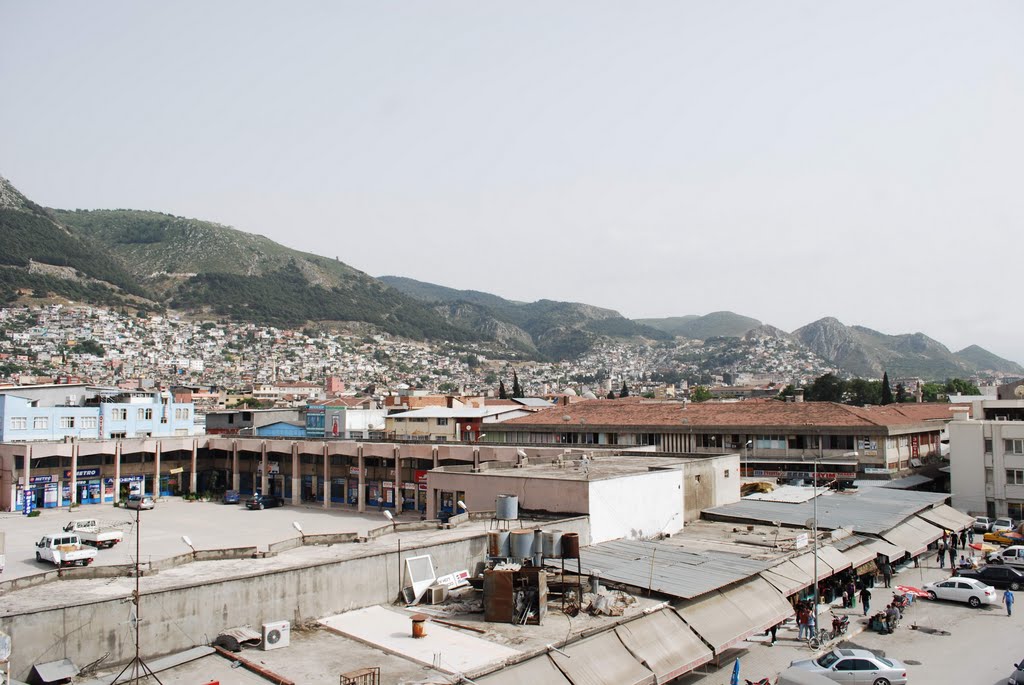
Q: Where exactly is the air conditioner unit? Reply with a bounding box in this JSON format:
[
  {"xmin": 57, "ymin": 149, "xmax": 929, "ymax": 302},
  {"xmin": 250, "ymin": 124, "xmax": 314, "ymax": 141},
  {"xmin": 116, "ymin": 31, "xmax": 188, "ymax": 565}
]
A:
[{"xmin": 262, "ymin": 620, "xmax": 290, "ymax": 650}]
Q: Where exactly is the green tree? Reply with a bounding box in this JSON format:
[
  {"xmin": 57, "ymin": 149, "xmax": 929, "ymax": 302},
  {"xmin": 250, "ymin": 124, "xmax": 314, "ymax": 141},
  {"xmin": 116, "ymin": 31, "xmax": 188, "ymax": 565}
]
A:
[
  {"xmin": 620, "ymin": 381, "xmax": 629, "ymax": 398},
  {"xmin": 805, "ymin": 373, "xmax": 846, "ymax": 402},
  {"xmin": 921, "ymin": 382, "xmax": 945, "ymax": 402},
  {"xmin": 945, "ymin": 378, "xmax": 980, "ymax": 396},
  {"xmin": 880, "ymin": 372, "xmax": 893, "ymax": 405},
  {"xmin": 775, "ymin": 384, "xmax": 797, "ymax": 401},
  {"xmin": 498, "ymin": 380, "xmax": 508, "ymax": 399},
  {"xmin": 847, "ymin": 378, "xmax": 882, "ymax": 406},
  {"xmin": 895, "ymin": 383, "xmax": 908, "ymax": 403},
  {"xmin": 606, "ymin": 390, "xmax": 616, "ymax": 399},
  {"xmin": 691, "ymin": 386, "xmax": 713, "ymax": 402},
  {"xmin": 511, "ymin": 371, "xmax": 524, "ymax": 398}
]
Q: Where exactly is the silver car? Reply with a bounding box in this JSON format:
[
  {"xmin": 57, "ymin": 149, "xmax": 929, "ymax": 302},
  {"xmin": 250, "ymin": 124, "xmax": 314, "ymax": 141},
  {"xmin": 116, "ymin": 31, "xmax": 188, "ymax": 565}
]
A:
[
  {"xmin": 125, "ymin": 495, "xmax": 155, "ymax": 510},
  {"xmin": 922, "ymin": 576, "xmax": 998, "ymax": 607},
  {"xmin": 790, "ymin": 648, "xmax": 908, "ymax": 685}
]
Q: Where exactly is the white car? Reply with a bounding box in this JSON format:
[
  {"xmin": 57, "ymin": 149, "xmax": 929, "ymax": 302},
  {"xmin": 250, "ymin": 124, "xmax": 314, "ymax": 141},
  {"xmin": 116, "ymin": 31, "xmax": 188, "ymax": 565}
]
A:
[
  {"xmin": 922, "ymin": 576, "xmax": 998, "ymax": 607},
  {"xmin": 789, "ymin": 648, "xmax": 908, "ymax": 685},
  {"xmin": 992, "ymin": 517, "xmax": 1016, "ymax": 532}
]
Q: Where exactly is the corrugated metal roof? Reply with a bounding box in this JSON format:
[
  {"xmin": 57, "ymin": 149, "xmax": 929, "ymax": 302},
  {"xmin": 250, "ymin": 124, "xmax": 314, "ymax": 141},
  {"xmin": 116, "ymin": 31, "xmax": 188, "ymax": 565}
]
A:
[
  {"xmin": 703, "ymin": 488, "xmax": 948, "ymax": 535},
  {"xmin": 545, "ymin": 539, "xmax": 773, "ymax": 600},
  {"xmin": 880, "ymin": 474, "xmax": 934, "ymax": 489}
]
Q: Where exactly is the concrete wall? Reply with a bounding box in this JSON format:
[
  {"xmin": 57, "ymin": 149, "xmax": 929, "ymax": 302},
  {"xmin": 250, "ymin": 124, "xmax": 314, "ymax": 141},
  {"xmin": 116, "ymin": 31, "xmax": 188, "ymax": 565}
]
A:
[
  {"xmin": 587, "ymin": 470, "xmax": 682, "ymax": 543},
  {"xmin": 426, "ymin": 470, "xmax": 589, "ymax": 520},
  {"xmin": 682, "ymin": 454, "xmax": 740, "ymax": 523},
  {"xmin": 950, "ymin": 420, "xmax": 986, "ymax": 515},
  {"xmin": 0, "ymin": 534, "xmax": 488, "ymax": 682}
]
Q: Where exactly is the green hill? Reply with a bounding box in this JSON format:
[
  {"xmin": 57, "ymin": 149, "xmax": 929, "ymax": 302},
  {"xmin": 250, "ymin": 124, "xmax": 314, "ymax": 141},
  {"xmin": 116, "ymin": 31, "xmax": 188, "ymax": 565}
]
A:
[{"xmin": 640, "ymin": 311, "xmax": 762, "ymax": 339}]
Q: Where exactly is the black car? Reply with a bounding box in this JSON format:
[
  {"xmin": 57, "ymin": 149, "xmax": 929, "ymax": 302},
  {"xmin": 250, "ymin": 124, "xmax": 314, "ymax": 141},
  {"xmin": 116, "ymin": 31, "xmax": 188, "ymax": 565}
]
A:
[
  {"xmin": 245, "ymin": 493, "xmax": 283, "ymax": 510},
  {"xmin": 956, "ymin": 564, "xmax": 1024, "ymax": 590}
]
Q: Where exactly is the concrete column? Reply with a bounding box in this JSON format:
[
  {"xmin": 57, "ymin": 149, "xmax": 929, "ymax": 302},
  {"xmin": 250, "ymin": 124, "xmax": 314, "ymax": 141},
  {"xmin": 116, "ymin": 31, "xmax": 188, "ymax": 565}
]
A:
[
  {"xmin": 432, "ymin": 447, "xmax": 439, "ymax": 469},
  {"xmin": 153, "ymin": 441, "xmax": 161, "ymax": 499},
  {"xmin": 23, "ymin": 445, "xmax": 31, "ymax": 510},
  {"xmin": 231, "ymin": 441, "xmax": 240, "ymax": 492},
  {"xmin": 70, "ymin": 444, "xmax": 79, "ymax": 505},
  {"xmin": 322, "ymin": 443, "xmax": 330, "ymax": 510},
  {"xmin": 357, "ymin": 446, "xmax": 366, "ymax": 513},
  {"xmin": 260, "ymin": 442, "xmax": 269, "ymax": 495},
  {"xmin": 427, "ymin": 486, "xmax": 436, "ymax": 519},
  {"xmin": 190, "ymin": 439, "xmax": 198, "ymax": 494},
  {"xmin": 392, "ymin": 451, "xmax": 401, "ymax": 515},
  {"xmin": 291, "ymin": 443, "xmax": 300, "ymax": 506},
  {"xmin": 473, "ymin": 448, "xmax": 480, "ymax": 471},
  {"xmin": 113, "ymin": 441, "xmax": 121, "ymax": 504}
]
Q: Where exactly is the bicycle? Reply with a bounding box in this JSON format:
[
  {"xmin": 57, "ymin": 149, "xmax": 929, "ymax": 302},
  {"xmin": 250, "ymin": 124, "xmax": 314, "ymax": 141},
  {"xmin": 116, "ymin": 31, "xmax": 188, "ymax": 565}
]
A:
[{"xmin": 808, "ymin": 627, "xmax": 831, "ymax": 650}]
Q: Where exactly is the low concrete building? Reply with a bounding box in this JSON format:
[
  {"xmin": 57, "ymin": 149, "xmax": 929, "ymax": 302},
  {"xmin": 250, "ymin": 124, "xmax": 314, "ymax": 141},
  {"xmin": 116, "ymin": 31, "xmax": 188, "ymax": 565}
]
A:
[{"xmin": 426, "ymin": 452, "xmax": 740, "ymax": 543}]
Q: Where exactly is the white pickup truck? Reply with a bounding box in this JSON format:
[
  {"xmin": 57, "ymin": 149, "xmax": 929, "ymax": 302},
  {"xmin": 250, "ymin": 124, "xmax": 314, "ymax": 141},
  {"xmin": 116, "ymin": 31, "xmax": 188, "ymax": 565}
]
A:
[
  {"xmin": 63, "ymin": 518, "xmax": 124, "ymax": 549},
  {"xmin": 35, "ymin": 533, "xmax": 98, "ymax": 567}
]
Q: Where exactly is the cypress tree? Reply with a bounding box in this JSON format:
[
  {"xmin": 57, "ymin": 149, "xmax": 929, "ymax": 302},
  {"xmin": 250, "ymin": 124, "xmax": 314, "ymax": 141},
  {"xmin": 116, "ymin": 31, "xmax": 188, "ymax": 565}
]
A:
[
  {"xmin": 620, "ymin": 381, "xmax": 629, "ymax": 398},
  {"xmin": 498, "ymin": 380, "xmax": 508, "ymax": 399},
  {"xmin": 881, "ymin": 372, "xmax": 893, "ymax": 405},
  {"xmin": 512, "ymin": 371, "xmax": 524, "ymax": 398}
]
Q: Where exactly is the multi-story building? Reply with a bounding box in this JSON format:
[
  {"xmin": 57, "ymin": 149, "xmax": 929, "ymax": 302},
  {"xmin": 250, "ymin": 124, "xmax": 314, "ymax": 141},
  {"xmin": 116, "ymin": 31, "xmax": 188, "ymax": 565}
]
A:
[
  {"xmin": 949, "ymin": 398, "xmax": 1024, "ymax": 518},
  {"xmin": 0, "ymin": 385, "xmax": 197, "ymax": 442},
  {"xmin": 486, "ymin": 397, "xmax": 959, "ymax": 482},
  {"xmin": 386, "ymin": 406, "xmax": 531, "ymax": 442}
]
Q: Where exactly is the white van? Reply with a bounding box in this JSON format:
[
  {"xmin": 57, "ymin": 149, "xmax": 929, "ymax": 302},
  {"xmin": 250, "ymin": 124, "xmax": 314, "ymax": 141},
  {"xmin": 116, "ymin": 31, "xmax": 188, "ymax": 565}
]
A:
[{"xmin": 989, "ymin": 545, "xmax": 1024, "ymax": 569}]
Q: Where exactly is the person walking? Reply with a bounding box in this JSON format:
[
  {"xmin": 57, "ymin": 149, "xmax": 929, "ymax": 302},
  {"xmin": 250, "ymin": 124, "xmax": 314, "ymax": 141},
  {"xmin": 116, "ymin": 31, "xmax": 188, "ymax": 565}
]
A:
[
  {"xmin": 948, "ymin": 545, "xmax": 957, "ymax": 569},
  {"xmin": 960, "ymin": 529, "xmax": 968, "ymax": 549},
  {"xmin": 797, "ymin": 604, "xmax": 810, "ymax": 640},
  {"xmin": 1003, "ymin": 589, "xmax": 1015, "ymax": 617},
  {"xmin": 768, "ymin": 622, "xmax": 779, "ymax": 645},
  {"xmin": 881, "ymin": 560, "xmax": 893, "ymax": 588},
  {"xmin": 937, "ymin": 540, "xmax": 946, "ymax": 568},
  {"xmin": 860, "ymin": 586, "xmax": 872, "ymax": 616}
]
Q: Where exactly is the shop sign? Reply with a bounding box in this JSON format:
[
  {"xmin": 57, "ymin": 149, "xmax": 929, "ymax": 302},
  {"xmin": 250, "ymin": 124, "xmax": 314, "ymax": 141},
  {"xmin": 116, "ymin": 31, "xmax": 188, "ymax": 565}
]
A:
[
  {"xmin": 63, "ymin": 468, "xmax": 100, "ymax": 478},
  {"xmin": 863, "ymin": 467, "xmax": 894, "ymax": 475},
  {"xmin": 415, "ymin": 470, "xmax": 428, "ymax": 484},
  {"xmin": 29, "ymin": 475, "xmax": 54, "ymax": 484},
  {"xmin": 170, "ymin": 467, "xmax": 184, "ymax": 474},
  {"xmin": 403, "ymin": 482, "xmax": 416, "ymax": 490},
  {"xmin": 382, "ymin": 481, "xmax": 394, "ymax": 489},
  {"xmin": 418, "ymin": 483, "xmax": 427, "ymax": 491},
  {"xmin": 119, "ymin": 475, "xmax": 144, "ymax": 483},
  {"xmin": 795, "ymin": 533, "xmax": 808, "ymax": 549},
  {"xmin": 332, "ymin": 478, "xmax": 346, "ymax": 485},
  {"xmin": 349, "ymin": 467, "xmax": 361, "ymax": 476}
]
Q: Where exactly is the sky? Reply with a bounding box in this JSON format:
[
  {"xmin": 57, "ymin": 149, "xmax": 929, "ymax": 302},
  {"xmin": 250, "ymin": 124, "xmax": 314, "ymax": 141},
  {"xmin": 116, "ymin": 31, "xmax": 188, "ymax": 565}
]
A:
[{"xmin": 2, "ymin": 2, "xmax": 1023, "ymax": 363}]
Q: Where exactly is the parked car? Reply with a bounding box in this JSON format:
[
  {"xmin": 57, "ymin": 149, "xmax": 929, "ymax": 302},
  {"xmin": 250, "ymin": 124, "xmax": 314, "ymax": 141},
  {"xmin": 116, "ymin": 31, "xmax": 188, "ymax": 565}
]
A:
[
  {"xmin": 63, "ymin": 519, "xmax": 124, "ymax": 548},
  {"xmin": 246, "ymin": 493, "xmax": 283, "ymax": 510},
  {"xmin": 955, "ymin": 564, "xmax": 1024, "ymax": 590},
  {"xmin": 992, "ymin": 517, "xmax": 1016, "ymax": 532},
  {"xmin": 921, "ymin": 576, "xmax": 998, "ymax": 607},
  {"xmin": 789, "ymin": 647, "xmax": 908, "ymax": 685},
  {"xmin": 223, "ymin": 490, "xmax": 240, "ymax": 504},
  {"xmin": 1010, "ymin": 658, "xmax": 1024, "ymax": 685},
  {"xmin": 987, "ymin": 545, "xmax": 1024, "ymax": 569},
  {"xmin": 125, "ymin": 495, "xmax": 155, "ymax": 510},
  {"xmin": 975, "ymin": 516, "xmax": 994, "ymax": 533},
  {"xmin": 35, "ymin": 533, "xmax": 97, "ymax": 567},
  {"xmin": 985, "ymin": 529, "xmax": 1024, "ymax": 546}
]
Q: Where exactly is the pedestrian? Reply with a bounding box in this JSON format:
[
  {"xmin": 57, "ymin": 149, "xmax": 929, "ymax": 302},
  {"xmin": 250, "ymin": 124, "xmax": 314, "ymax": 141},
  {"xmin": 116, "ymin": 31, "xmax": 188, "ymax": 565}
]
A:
[
  {"xmin": 950, "ymin": 532, "xmax": 958, "ymax": 551},
  {"xmin": 797, "ymin": 604, "xmax": 810, "ymax": 640},
  {"xmin": 846, "ymin": 580, "xmax": 857, "ymax": 608},
  {"xmin": 960, "ymin": 529, "xmax": 968, "ymax": 549},
  {"xmin": 881, "ymin": 561, "xmax": 892, "ymax": 588},
  {"xmin": 1004, "ymin": 589, "xmax": 1015, "ymax": 617},
  {"xmin": 885, "ymin": 603, "xmax": 899, "ymax": 633},
  {"xmin": 860, "ymin": 586, "xmax": 871, "ymax": 616},
  {"xmin": 949, "ymin": 546, "xmax": 956, "ymax": 569},
  {"xmin": 938, "ymin": 540, "xmax": 945, "ymax": 568},
  {"xmin": 769, "ymin": 622, "xmax": 779, "ymax": 645}
]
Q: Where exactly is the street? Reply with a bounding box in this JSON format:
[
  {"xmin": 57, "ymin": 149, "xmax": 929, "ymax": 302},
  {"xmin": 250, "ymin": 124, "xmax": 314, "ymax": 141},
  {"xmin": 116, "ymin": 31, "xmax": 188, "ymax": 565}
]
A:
[{"xmin": 679, "ymin": 558, "xmax": 1021, "ymax": 685}]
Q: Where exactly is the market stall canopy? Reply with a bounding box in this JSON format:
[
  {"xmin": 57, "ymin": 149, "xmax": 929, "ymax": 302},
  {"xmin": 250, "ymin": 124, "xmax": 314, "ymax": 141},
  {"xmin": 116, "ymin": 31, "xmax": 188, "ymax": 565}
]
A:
[
  {"xmin": 549, "ymin": 630, "xmax": 655, "ymax": 685},
  {"xmin": 917, "ymin": 504, "xmax": 974, "ymax": 533},
  {"xmin": 615, "ymin": 609, "xmax": 712, "ymax": 682}
]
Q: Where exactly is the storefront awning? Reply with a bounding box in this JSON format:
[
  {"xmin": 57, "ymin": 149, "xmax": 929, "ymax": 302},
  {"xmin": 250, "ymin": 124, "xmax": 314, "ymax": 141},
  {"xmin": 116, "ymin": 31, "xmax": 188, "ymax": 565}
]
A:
[
  {"xmin": 815, "ymin": 545, "xmax": 852, "ymax": 573},
  {"xmin": 475, "ymin": 655, "xmax": 572, "ymax": 685},
  {"xmin": 760, "ymin": 560, "xmax": 813, "ymax": 597},
  {"xmin": 881, "ymin": 517, "xmax": 943, "ymax": 557},
  {"xmin": 550, "ymin": 630, "xmax": 655, "ymax": 685},
  {"xmin": 615, "ymin": 609, "xmax": 712, "ymax": 682},
  {"xmin": 678, "ymin": 577, "xmax": 793, "ymax": 653},
  {"xmin": 917, "ymin": 504, "xmax": 974, "ymax": 533},
  {"xmin": 860, "ymin": 537, "xmax": 906, "ymax": 561},
  {"xmin": 791, "ymin": 550, "xmax": 834, "ymax": 582},
  {"xmin": 838, "ymin": 542, "xmax": 877, "ymax": 570},
  {"xmin": 724, "ymin": 577, "xmax": 796, "ymax": 634}
]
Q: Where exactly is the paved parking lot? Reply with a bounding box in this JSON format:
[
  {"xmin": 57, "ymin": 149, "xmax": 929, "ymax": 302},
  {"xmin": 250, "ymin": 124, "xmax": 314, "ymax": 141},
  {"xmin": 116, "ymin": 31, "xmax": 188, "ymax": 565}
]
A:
[{"xmin": 0, "ymin": 497, "xmax": 410, "ymax": 580}]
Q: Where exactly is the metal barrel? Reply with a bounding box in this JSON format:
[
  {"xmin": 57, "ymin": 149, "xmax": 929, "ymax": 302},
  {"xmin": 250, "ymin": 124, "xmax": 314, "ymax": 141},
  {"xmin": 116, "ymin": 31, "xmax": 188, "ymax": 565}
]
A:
[
  {"xmin": 542, "ymin": 530, "xmax": 563, "ymax": 558},
  {"xmin": 510, "ymin": 529, "xmax": 534, "ymax": 559},
  {"xmin": 561, "ymin": 532, "xmax": 580, "ymax": 559},
  {"xmin": 487, "ymin": 530, "xmax": 510, "ymax": 557},
  {"xmin": 533, "ymin": 528, "xmax": 544, "ymax": 566},
  {"xmin": 495, "ymin": 494, "xmax": 519, "ymax": 520}
]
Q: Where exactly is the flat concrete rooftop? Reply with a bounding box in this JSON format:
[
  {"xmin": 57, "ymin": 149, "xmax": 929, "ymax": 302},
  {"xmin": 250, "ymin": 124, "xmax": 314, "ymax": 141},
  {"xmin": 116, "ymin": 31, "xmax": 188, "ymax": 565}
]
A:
[{"xmin": 438, "ymin": 453, "xmax": 707, "ymax": 481}]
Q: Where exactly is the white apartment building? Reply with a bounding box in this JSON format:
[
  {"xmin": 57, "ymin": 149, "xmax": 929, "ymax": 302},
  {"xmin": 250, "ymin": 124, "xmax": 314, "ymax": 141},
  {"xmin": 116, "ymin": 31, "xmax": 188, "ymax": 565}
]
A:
[{"xmin": 950, "ymin": 399, "xmax": 1024, "ymax": 519}]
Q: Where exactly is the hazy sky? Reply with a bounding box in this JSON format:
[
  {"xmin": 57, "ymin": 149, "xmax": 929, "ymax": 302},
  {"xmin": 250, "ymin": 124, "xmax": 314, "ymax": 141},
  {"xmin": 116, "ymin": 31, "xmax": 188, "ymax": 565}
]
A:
[{"xmin": 3, "ymin": 2, "xmax": 1023, "ymax": 363}]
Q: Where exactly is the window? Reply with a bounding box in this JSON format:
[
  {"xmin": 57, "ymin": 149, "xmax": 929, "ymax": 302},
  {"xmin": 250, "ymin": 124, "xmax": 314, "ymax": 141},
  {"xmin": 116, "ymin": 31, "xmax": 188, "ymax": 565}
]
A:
[
  {"xmin": 349, "ymin": 431, "xmax": 363, "ymax": 439},
  {"xmin": 1008, "ymin": 470, "xmax": 1024, "ymax": 486},
  {"xmin": 137, "ymin": 408, "xmax": 153, "ymax": 420},
  {"xmin": 985, "ymin": 439, "xmax": 993, "ymax": 454},
  {"xmin": 696, "ymin": 434, "xmax": 720, "ymax": 448},
  {"xmin": 174, "ymin": 408, "xmax": 190, "ymax": 420},
  {"xmin": 1007, "ymin": 439, "xmax": 1024, "ymax": 455},
  {"xmin": 755, "ymin": 435, "xmax": 786, "ymax": 450},
  {"xmin": 986, "ymin": 468, "xmax": 994, "ymax": 484},
  {"xmin": 33, "ymin": 417, "xmax": 48, "ymax": 430},
  {"xmin": 408, "ymin": 417, "xmax": 427, "ymax": 423},
  {"xmin": 1009, "ymin": 502, "xmax": 1024, "ymax": 520},
  {"xmin": 111, "ymin": 408, "xmax": 127, "ymax": 421},
  {"xmin": 827, "ymin": 435, "xmax": 856, "ymax": 450},
  {"xmin": 81, "ymin": 416, "xmax": 97, "ymax": 429},
  {"xmin": 435, "ymin": 418, "xmax": 449, "ymax": 426},
  {"xmin": 60, "ymin": 416, "xmax": 75, "ymax": 429},
  {"xmin": 9, "ymin": 417, "xmax": 27, "ymax": 430}
]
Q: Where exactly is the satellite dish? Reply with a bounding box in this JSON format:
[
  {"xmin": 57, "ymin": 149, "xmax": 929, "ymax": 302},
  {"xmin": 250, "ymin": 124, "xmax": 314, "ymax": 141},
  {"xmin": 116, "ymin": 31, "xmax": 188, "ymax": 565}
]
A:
[
  {"xmin": 804, "ymin": 518, "xmax": 816, "ymax": 530},
  {"xmin": 1015, "ymin": 385, "xmax": 1024, "ymax": 398}
]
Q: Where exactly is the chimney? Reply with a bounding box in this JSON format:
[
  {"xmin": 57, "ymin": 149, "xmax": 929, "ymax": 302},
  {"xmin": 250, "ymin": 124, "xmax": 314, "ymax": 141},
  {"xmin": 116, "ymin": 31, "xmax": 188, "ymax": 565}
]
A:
[{"xmin": 794, "ymin": 389, "xmax": 804, "ymax": 403}]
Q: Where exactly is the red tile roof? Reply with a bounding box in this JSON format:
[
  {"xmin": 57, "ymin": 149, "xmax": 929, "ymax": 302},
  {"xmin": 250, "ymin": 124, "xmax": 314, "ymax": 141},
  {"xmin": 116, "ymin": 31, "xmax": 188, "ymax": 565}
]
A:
[{"xmin": 499, "ymin": 398, "xmax": 965, "ymax": 430}]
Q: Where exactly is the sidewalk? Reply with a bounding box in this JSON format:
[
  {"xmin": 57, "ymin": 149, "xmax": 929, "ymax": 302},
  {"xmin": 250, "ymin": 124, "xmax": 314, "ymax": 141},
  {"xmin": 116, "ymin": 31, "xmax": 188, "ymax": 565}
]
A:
[{"xmin": 677, "ymin": 557, "xmax": 952, "ymax": 684}]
